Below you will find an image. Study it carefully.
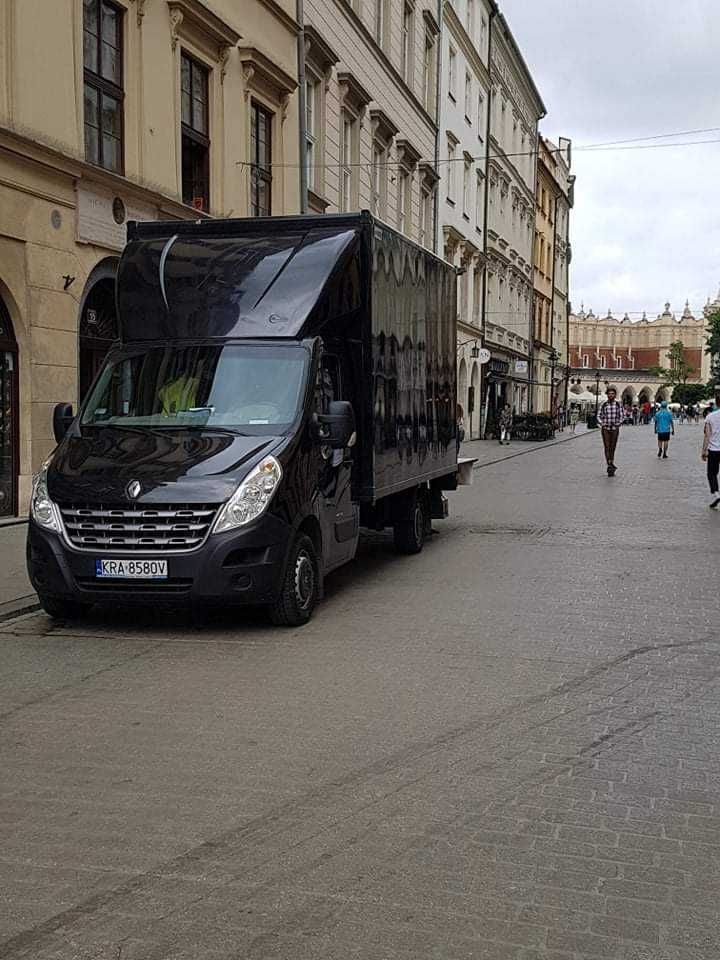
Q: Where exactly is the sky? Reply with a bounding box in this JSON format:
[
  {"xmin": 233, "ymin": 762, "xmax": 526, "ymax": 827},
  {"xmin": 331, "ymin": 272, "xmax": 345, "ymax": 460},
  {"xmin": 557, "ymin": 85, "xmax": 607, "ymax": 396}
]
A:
[{"xmin": 498, "ymin": 0, "xmax": 720, "ymax": 320}]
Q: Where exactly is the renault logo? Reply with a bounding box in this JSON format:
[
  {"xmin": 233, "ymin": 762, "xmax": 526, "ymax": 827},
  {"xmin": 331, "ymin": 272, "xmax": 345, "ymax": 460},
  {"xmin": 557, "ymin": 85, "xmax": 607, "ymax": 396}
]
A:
[{"xmin": 126, "ymin": 480, "xmax": 141, "ymax": 500}]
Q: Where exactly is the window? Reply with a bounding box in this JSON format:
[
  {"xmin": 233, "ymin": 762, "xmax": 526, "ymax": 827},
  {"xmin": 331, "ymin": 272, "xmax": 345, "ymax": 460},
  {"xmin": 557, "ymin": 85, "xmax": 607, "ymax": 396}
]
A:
[
  {"xmin": 340, "ymin": 111, "xmax": 356, "ymax": 212},
  {"xmin": 466, "ymin": 0, "xmax": 475, "ymax": 39},
  {"xmin": 397, "ymin": 167, "xmax": 410, "ymax": 233},
  {"xmin": 83, "ymin": 0, "xmax": 124, "ymax": 172},
  {"xmin": 419, "ymin": 187, "xmax": 432, "ymax": 248},
  {"xmin": 540, "ymin": 187, "xmax": 546, "ymax": 214},
  {"xmin": 582, "ymin": 355, "xmax": 588, "ymax": 368},
  {"xmin": 371, "ymin": 141, "xmax": 386, "ymax": 217},
  {"xmin": 616, "ymin": 357, "xmax": 622, "ymax": 369},
  {"xmin": 463, "ymin": 158, "xmax": 471, "ymax": 217},
  {"xmin": 305, "ymin": 73, "xmax": 320, "ymax": 193},
  {"xmin": 476, "ymin": 93, "xmax": 484, "ymax": 138},
  {"xmin": 251, "ymin": 102, "xmax": 272, "ymax": 216},
  {"xmin": 448, "ymin": 46, "xmax": 456, "ymax": 100},
  {"xmin": 401, "ymin": 2, "xmax": 414, "ymax": 84},
  {"xmin": 473, "ymin": 263, "xmax": 482, "ymax": 320},
  {"xmin": 423, "ymin": 31, "xmax": 436, "ymax": 113},
  {"xmin": 446, "ymin": 138, "xmax": 456, "ymax": 202},
  {"xmin": 475, "ymin": 172, "xmax": 483, "ymax": 229},
  {"xmin": 464, "ymin": 72, "xmax": 472, "ymax": 121},
  {"xmin": 375, "ymin": 0, "xmax": 388, "ymax": 47},
  {"xmin": 181, "ymin": 53, "xmax": 210, "ymax": 211},
  {"xmin": 480, "ymin": 15, "xmax": 487, "ymax": 55}
]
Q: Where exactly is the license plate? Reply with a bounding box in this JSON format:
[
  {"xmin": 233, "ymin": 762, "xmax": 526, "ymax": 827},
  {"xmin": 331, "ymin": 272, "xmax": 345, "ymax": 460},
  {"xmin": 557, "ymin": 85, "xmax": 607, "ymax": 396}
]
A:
[{"xmin": 95, "ymin": 559, "xmax": 168, "ymax": 579}]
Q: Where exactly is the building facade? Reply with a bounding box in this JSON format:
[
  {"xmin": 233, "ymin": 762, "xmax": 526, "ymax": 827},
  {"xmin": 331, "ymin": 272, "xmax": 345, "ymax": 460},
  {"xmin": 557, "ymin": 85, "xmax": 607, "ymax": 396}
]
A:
[
  {"xmin": 0, "ymin": 0, "xmax": 301, "ymax": 517},
  {"xmin": 438, "ymin": 0, "xmax": 494, "ymax": 438},
  {"xmin": 303, "ymin": 0, "xmax": 440, "ymax": 244},
  {"xmin": 568, "ymin": 301, "xmax": 711, "ymax": 405},
  {"xmin": 550, "ymin": 137, "xmax": 573, "ymax": 408},
  {"xmin": 483, "ymin": 12, "xmax": 545, "ymax": 431},
  {"xmin": 531, "ymin": 134, "xmax": 572, "ymax": 414}
]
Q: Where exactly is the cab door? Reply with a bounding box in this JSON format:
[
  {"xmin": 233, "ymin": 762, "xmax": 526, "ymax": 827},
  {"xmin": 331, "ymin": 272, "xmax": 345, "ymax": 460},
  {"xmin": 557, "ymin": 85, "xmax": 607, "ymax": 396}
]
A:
[{"xmin": 314, "ymin": 354, "xmax": 358, "ymax": 573}]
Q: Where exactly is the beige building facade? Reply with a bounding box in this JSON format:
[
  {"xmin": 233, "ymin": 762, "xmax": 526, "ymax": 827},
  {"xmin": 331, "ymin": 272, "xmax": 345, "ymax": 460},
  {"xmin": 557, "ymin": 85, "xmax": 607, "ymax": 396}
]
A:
[
  {"xmin": 0, "ymin": 0, "xmax": 301, "ymax": 517},
  {"xmin": 531, "ymin": 134, "xmax": 572, "ymax": 414},
  {"xmin": 302, "ymin": 0, "xmax": 440, "ymax": 242},
  {"xmin": 438, "ymin": 0, "xmax": 495, "ymax": 439},
  {"xmin": 483, "ymin": 13, "xmax": 544, "ymax": 428}
]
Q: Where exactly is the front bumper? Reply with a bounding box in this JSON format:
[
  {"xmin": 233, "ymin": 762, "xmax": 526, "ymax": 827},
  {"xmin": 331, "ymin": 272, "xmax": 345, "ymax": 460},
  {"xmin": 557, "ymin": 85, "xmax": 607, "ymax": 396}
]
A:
[{"xmin": 27, "ymin": 514, "xmax": 292, "ymax": 607}]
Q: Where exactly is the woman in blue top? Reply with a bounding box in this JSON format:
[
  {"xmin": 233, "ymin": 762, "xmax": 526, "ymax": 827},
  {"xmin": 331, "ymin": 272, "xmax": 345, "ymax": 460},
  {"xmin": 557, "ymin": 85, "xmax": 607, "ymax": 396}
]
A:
[{"xmin": 654, "ymin": 401, "xmax": 675, "ymax": 459}]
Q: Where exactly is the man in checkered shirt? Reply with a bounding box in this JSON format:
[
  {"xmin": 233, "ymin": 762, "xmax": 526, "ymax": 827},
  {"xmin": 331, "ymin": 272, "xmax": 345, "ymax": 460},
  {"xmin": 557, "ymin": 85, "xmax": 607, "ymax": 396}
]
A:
[{"xmin": 598, "ymin": 386, "xmax": 623, "ymax": 476}]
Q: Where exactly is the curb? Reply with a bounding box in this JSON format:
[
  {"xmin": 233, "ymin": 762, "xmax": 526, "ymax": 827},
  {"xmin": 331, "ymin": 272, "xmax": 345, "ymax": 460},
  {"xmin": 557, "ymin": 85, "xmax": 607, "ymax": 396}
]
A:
[
  {"xmin": 465, "ymin": 428, "xmax": 594, "ymax": 471},
  {"xmin": 0, "ymin": 594, "xmax": 40, "ymax": 624}
]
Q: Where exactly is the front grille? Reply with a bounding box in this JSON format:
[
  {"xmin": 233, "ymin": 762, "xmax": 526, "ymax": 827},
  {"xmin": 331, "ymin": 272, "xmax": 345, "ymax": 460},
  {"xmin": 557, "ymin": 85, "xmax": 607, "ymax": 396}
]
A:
[
  {"xmin": 59, "ymin": 503, "xmax": 218, "ymax": 552},
  {"xmin": 76, "ymin": 577, "xmax": 193, "ymax": 593}
]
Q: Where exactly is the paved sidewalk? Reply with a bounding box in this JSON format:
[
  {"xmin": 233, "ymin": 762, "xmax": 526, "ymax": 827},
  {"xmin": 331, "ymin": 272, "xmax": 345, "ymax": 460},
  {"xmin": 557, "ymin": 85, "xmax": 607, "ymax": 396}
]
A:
[
  {"xmin": 461, "ymin": 422, "xmax": 590, "ymax": 468},
  {"xmin": 0, "ymin": 521, "xmax": 34, "ymax": 620}
]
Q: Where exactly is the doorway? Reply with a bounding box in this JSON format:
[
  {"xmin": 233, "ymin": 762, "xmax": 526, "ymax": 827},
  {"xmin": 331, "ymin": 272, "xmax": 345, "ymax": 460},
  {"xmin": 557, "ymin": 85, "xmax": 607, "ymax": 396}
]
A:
[
  {"xmin": 0, "ymin": 295, "xmax": 18, "ymax": 517},
  {"xmin": 78, "ymin": 261, "xmax": 119, "ymax": 403}
]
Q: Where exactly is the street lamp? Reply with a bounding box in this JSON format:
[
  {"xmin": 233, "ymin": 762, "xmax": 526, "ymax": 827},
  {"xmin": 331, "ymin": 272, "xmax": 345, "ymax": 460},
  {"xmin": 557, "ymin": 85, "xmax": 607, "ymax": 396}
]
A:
[{"xmin": 593, "ymin": 368, "xmax": 602, "ymax": 419}]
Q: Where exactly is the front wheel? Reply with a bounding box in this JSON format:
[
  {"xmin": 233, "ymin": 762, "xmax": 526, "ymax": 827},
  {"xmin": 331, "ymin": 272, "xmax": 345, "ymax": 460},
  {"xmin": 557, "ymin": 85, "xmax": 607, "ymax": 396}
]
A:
[
  {"xmin": 38, "ymin": 594, "xmax": 91, "ymax": 621},
  {"xmin": 269, "ymin": 535, "xmax": 319, "ymax": 627},
  {"xmin": 393, "ymin": 492, "xmax": 426, "ymax": 555}
]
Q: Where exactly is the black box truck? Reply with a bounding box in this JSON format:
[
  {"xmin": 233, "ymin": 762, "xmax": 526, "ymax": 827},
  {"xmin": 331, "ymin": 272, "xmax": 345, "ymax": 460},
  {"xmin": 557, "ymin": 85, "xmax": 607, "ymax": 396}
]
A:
[{"xmin": 27, "ymin": 212, "xmax": 459, "ymax": 625}]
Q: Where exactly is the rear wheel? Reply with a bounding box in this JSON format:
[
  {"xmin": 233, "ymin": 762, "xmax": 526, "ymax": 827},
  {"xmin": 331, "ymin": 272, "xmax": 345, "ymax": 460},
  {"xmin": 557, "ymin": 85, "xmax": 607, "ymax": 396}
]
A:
[
  {"xmin": 269, "ymin": 535, "xmax": 319, "ymax": 627},
  {"xmin": 393, "ymin": 491, "xmax": 426, "ymax": 555},
  {"xmin": 38, "ymin": 594, "xmax": 91, "ymax": 621}
]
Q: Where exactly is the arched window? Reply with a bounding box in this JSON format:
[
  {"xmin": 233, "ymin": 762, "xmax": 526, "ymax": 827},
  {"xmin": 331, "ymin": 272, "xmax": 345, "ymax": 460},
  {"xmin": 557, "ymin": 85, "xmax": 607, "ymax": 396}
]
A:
[
  {"xmin": 78, "ymin": 262, "xmax": 119, "ymax": 401},
  {"xmin": 0, "ymin": 296, "xmax": 18, "ymax": 517}
]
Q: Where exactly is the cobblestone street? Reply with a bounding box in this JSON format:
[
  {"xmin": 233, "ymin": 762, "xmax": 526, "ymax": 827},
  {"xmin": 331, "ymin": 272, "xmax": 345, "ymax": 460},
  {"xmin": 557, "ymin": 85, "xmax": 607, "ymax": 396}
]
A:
[{"xmin": 1, "ymin": 422, "xmax": 719, "ymax": 960}]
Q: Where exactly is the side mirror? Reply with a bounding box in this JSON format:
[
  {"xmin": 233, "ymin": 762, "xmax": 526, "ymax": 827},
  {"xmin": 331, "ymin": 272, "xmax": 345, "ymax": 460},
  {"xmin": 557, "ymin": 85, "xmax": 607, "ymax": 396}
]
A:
[
  {"xmin": 317, "ymin": 400, "xmax": 355, "ymax": 450},
  {"xmin": 53, "ymin": 402, "xmax": 75, "ymax": 443}
]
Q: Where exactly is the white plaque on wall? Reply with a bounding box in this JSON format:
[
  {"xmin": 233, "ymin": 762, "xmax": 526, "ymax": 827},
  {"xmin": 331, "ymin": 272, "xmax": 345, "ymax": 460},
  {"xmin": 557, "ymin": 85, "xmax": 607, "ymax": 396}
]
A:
[{"xmin": 76, "ymin": 185, "xmax": 157, "ymax": 251}]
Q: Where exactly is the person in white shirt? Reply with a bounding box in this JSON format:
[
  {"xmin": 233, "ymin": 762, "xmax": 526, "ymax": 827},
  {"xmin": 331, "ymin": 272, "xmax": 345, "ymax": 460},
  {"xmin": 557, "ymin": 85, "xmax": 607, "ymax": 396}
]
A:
[{"xmin": 701, "ymin": 391, "xmax": 720, "ymax": 509}]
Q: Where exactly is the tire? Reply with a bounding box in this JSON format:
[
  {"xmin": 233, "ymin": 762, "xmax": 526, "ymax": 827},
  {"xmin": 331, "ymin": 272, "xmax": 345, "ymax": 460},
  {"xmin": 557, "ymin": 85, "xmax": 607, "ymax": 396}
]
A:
[
  {"xmin": 38, "ymin": 594, "xmax": 90, "ymax": 621},
  {"xmin": 393, "ymin": 491, "xmax": 426, "ymax": 555},
  {"xmin": 268, "ymin": 535, "xmax": 319, "ymax": 627}
]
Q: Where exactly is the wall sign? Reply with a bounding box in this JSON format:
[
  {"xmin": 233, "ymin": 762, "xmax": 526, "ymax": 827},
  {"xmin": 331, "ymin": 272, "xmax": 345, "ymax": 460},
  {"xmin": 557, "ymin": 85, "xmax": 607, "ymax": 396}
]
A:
[{"xmin": 77, "ymin": 185, "xmax": 157, "ymax": 251}]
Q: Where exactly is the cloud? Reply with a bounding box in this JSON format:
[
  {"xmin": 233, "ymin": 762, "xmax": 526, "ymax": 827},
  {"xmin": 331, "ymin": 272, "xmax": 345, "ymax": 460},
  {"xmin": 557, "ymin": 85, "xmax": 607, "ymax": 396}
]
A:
[{"xmin": 498, "ymin": 0, "xmax": 720, "ymax": 315}]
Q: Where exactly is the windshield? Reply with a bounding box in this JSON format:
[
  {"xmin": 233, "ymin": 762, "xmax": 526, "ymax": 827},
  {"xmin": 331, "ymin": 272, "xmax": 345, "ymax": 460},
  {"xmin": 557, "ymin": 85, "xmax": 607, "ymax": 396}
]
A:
[{"xmin": 81, "ymin": 344, "xmax": 308, "ymax": 435}]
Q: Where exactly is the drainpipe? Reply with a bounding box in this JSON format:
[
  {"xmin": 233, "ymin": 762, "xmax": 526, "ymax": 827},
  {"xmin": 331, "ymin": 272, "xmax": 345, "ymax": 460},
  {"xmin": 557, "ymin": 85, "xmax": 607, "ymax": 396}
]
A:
[
  {"xmin": 433, "ymin": 0, "xmax": 443, "ymax": 255},
  {"xmin": 479, "ymin": 4, "xmax": 497, "ymax": 439},
  {"xmin": 297, "ymin": 0, "xmax": 308, "ymax": 213}
]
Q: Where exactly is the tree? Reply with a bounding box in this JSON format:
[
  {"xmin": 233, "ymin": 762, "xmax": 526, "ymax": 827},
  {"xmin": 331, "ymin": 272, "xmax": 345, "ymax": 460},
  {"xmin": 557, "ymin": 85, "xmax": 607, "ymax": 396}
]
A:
[
  {"xmin": 705, "ymin": 307, "xmax": 720, "ymax": 385},
  {"xmin": 649, "ymin": 339, "xmax": 696, "ymax": 391},
  {"xmin": 672, "ymin": 382, "xmax": 708, "ymax": 405}
]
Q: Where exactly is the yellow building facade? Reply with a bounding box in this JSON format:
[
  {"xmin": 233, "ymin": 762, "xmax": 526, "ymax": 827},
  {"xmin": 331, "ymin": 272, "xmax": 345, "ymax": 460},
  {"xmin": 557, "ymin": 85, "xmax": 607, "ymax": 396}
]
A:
[
  {"xmin": 0, "ymin": 0, "xmax": 300, "ymax": 517},
  {"xmin": 531, "ymin": 136, "xmax": 556, "ymax": 414}
]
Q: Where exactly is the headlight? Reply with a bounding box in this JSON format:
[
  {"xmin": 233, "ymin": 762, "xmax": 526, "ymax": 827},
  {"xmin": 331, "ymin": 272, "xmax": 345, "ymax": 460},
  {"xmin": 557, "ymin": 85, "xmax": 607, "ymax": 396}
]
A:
[
  {"xmin": 30, "ymin": 457, "xmax": 62, "ymax": 533},
  {"xmin": 212, "ymin": 456, "xmax": 282, "ymax": 534}
]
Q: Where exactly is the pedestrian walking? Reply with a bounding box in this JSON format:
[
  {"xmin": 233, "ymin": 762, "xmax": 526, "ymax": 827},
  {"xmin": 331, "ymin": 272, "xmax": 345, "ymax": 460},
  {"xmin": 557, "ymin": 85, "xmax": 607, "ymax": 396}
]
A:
[
  {"xmin": 498, "ymin": 403, "xmax": 513, "ymax": 445},
  {"xmin": 654, "ymin": 400, "xmax": 674, "ymax": 458},
  {"xmin": 456, "ymin": 403, "xmax": 465, "ymax": 455},
  {"xmin": 569, "ymin": 405, "xmax": 579, "ymax": 433},
  {"xmin": 598, "ymin": 386, "xmax": 623, "ymax": 476},
  {"xmin": 701, "ymin": 390, "xmax": 720, "ymax": 509}
]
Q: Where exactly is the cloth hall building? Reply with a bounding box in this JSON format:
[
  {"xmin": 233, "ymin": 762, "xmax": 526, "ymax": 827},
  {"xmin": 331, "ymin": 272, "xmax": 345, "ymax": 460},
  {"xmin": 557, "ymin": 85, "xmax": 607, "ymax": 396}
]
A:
[{"xmin": 568, "ymin": 300, "xmax": 713, "ymax": 405}]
